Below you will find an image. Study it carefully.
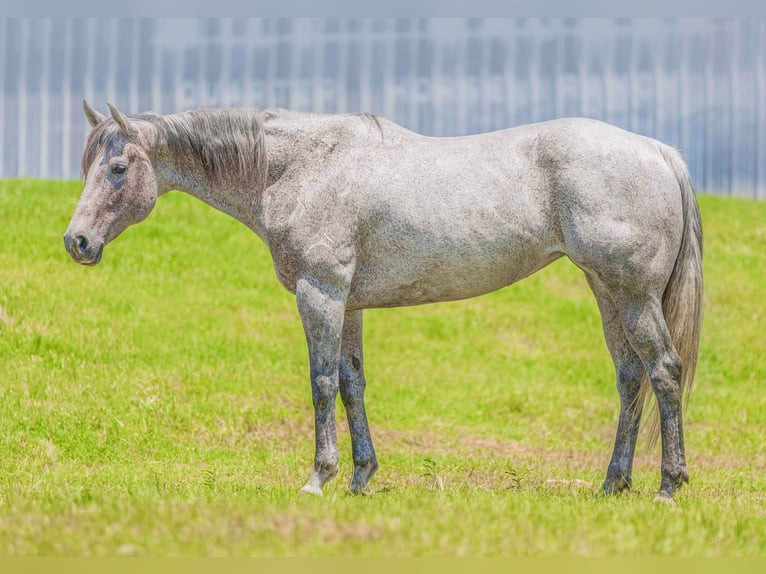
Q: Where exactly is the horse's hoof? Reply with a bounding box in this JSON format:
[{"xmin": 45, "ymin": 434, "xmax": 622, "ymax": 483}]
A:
[
  {"xmin": 596, "ymin": 486, "xmax": 627, "ymax": 499},
  {"xmin": 653, "ymin": 492, "xmax": 676, "ymax": 505},
  {"xmin": 348, "ymin": 477, "xmax": 373, "ymax": 495},
  {"xmin": 601, "ymin": 474, "xmax": 632, "ymax": 496},
  {"xmin": 299, "ymin": 483, "xmax": 323, "ymax": 496},
  {"xmin": 347, "ymin": 485, "xmax": 371, "ymax": 496}
]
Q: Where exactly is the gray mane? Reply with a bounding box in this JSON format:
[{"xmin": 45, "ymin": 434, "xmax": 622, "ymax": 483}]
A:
[{"xmin": 82, "ymin": 108, "xmax": 268, "ymax": 191}]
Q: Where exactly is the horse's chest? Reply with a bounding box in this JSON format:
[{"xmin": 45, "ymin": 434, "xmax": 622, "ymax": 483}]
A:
[
  {"xmin": 268, "ymin": 241, "xmax": 301, "ymax": 294},
  {"xmin": 267, "ymin": 228, "xmax": 357, "ymax": 295}
]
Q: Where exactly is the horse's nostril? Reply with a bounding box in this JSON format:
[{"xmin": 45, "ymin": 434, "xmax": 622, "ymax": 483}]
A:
[{"xmin": 76, "ymin": 234, "xmax": 89, "ymax": 252}]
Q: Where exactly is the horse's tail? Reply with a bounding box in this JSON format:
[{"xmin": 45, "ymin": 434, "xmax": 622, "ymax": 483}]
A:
[{"xmin": 641, "ymin": 146, "xmax": 704, "ymax": 446}]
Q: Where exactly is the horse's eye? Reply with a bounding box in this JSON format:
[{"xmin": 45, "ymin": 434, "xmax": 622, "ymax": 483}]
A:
[{"xmin": 111, "ymin": 164, "xmax": 127, "ymax": 175}]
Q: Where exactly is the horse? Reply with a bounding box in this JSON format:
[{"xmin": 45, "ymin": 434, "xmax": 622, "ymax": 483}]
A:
[{"xmin": 65, "ymin": 101, "xmax": 702, "ymax": 501}]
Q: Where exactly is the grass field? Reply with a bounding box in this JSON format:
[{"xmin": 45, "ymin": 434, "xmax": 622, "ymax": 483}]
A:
[{"xmin": 0, "ymin": 179, "xmax": 764, "ymax": 556}]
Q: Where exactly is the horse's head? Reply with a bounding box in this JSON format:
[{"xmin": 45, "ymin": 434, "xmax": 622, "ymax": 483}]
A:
[{"xmin": 64, "ymin": 101, "xmax": 158, "ymax": 265}]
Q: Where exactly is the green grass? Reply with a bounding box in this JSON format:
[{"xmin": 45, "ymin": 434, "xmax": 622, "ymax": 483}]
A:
[{"xmin": 0, "ymin": 179, "xmax": 765, "ymax": 556}]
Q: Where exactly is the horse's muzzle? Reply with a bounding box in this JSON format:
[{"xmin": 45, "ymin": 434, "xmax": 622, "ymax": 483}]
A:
[{"xmin": 63, "ymin": 231, "xmax": 104, "ymax": 266}]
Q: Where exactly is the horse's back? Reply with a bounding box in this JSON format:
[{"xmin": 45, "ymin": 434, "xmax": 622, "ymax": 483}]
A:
[{"xmin": 326, "ymin": 117, "xmax": 684, "ymax": 309}]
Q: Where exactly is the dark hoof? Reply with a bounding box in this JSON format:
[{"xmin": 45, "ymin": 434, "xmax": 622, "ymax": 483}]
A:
[
  {"xmin": 660, "ymin": 469, "xmax": 689, "ymax": 497},
  {"xmin": 601, "ymin": 474, "xmax": 632, "ymax": 496}
]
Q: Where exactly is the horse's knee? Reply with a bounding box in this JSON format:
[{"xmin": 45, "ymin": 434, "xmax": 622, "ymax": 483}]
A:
[
  {"xmin": 312, "ymin": 374, "xmax": 339, "ymax": 409},
  {"xmin": 339, "ymin": 351, "xmax": 363, "ymax": 378},
  {"xmin": 340, "ymin": 380, "xmax": 365, "ymax": 404}
]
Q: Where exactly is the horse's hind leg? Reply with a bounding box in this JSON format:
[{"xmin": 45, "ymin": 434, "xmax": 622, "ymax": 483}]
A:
[
  {"xmin": 611, "ymin": 292, "xmax": 688, "ymax": 499},
  {"xmin": 588, "ymin": 277, "xmax": 645, "ymax": 494},
  {"xmin": 339, "ymin": 310, "xmax": 378, "ymax": 493}
]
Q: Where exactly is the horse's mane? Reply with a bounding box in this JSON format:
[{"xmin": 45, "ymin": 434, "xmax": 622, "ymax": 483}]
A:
[{"xmin": 82, "ymin": 108, "xmax": 268, "ymax": 191}]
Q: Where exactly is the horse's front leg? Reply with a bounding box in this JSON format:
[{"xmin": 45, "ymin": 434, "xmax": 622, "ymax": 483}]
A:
[
  {"xmin": 339, "ymin": 310, "xmax": 378, "ymax": 494},
  {"xmin": 296, "ymin": 274, "xmax": 348, "ymax": 496}
]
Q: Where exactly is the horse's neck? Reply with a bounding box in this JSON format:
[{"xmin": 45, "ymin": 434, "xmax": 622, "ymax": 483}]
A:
[
  {"xmin": 154, "ymin": 127, "xmax": 266, "ymax": 237},
  {"xmin": 156, "ymin": 111, "xmax": 326, "ymax": 240}
]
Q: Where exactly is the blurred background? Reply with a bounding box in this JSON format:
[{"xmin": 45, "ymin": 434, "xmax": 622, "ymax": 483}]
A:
[{"xmin": 1, "ymin": 17, "xmax": 764, "ymax": 198}]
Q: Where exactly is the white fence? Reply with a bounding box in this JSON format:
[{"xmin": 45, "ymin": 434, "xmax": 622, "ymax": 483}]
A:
[{"xmin": 1, "ymin": 18, "xmax": 765, "ymax": 198}]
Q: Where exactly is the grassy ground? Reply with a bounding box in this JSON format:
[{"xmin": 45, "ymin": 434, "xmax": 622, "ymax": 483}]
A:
[{"xmin": 0, "ymin": 179, "xmax": 764, "ymax": 556}]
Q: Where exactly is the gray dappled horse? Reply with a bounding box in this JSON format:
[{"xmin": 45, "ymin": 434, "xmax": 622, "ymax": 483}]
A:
[{"xmin": 65, "ymin": 102, "xmax": 702, "ymax": 501}]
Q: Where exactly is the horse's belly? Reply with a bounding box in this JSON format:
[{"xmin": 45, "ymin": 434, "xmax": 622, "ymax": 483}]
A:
[{"xmin": 348, "ymin": 243, "xmax": 560, "ymax": 309}]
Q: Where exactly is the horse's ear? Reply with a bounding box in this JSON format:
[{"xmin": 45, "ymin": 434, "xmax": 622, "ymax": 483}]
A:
[
  {"xmin": 83, "ymin": 100, "xmax": 106, "ymax": 128},
  {"xmin": 106, "ymin": 102, "xmax": 134, "ymax": 136}
]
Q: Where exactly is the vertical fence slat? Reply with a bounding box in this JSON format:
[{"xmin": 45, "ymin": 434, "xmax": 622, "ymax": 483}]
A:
[
  {"xmin": 0, "ymin": 19, "xmax": 5, "ymax": 180},
  {"xmin": 173, "ymin": 23, "xmax": 183, "ymax": 113},
  {"xmin": 18, "ymin": 19, "xmax": 28, "ymax": 177},
  {"xmin": 39, "ymin": 19, "xmax": 50, "ymax": 179},
  {"xmin": 758, "ymin": 19, "xmax": 766, "ymax": 199},
  {"xmin": 61, "ymin": 19, "xmax": 72, "ymax": 179},
  {"xmin": 3, "ymin": 18, "xmax": 20, "ymax": 178}
]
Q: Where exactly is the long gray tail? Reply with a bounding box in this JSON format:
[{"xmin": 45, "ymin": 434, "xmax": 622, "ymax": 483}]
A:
[{"xmin": 641, "ymin": 146, "xmax": 704, "ymax": 446}]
